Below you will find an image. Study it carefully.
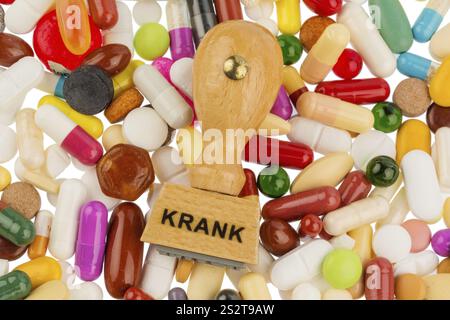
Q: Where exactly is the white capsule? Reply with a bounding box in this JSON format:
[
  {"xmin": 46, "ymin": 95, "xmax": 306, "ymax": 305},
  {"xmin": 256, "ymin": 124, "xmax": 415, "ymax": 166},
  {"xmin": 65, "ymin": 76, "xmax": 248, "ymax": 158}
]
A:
[
  {"xmin": 140, "ymin": 246, "xmax": 177, "ymax": 300},
  {"xmin": 70, "ymin": 282, "xmax": 103, "ymax": 300},
  {"xmin": 270, "ymin": 239, "xmax": 333, "ymax": 291},
  {"xmin": 291, "ymin": 283, "xmax": 321, "ymax": 300},
  {"xmin": 376, "ymin": 188, "xmax": 410, "ymax": 229},
  {"xmin": 16, "ymin": 109, "xmax": 45, "ymax": 170},
  {"xmin": 433, "ymin": 127, "xmax": 450, "ymax": 192},
  {"xmin": 5, "ymin": 0, "xmax": 55, "ymax": 34},
  {"xmin": 44, "ymin": 145, "xmax": 71, "ymax": 179},
  {"xmin": 81, "ymin": 168, "xmax": 120, "ymax": 211},
  {"xmin": 134, "ymin": 64, "xmax": 194, "ymax": 129},
  {"xmin": 103, "ymin": 1, "xmax": 134, "ymax": 53},
  {"xmin": 394, "ymin": 250, "xmax": 439, "ymax": 277},
  {"xmin": 256, "ymin": 18, "xmax": 279, "ymax": 36},
  {"xmin": 0, "ymin": 125, "xmax": 17, "ymax": 163},
  {"xmin": 49, "ymin": 179, "xmax": 87, "ymax": 260},
  {"xmin": 329, "ymin": 234, "xmax": 355, "ymax": 250},
  {"xmin": 170, "ymin": 58, "xmax": 193, "ymax": 99}
]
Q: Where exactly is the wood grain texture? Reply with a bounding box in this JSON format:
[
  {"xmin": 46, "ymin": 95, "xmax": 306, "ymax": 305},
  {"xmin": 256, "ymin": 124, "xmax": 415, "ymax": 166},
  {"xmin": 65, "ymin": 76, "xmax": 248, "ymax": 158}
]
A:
[
  {"xmin": 190, "ymin": 20, "xmax": 283, "ymax": 196},
  {"xmin": 141, "ymin": 183, "xmax": 260, "ymax": 264}
]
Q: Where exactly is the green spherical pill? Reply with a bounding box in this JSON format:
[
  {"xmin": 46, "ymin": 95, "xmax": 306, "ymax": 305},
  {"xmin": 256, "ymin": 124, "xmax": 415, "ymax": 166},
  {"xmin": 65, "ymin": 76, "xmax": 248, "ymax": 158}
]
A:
[
  {"xmin": 322, "ymin": 249, "xmax": 362, "ymax": 289},
  {"xmin": 372, "ymin": 102, "xmax": 403, "ymax": 133},
  {"xmin": 257, "ymin": 166, "xmax": 290, "ymax": 198},
  {"xmin": 366, "ymin": 156, "xmax": 400, "ymax": 187},
  {"xmin": 277, "ymin": 34, "xmax": 303, "ymax": 65},
  {"xmin": 134, "ymin": 23, "xmax": 170, "ymax": 61}
]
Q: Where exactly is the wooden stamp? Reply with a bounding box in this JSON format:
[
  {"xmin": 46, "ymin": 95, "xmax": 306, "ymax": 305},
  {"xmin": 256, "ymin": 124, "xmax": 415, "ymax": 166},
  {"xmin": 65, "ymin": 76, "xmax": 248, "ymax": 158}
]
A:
[{"xmin": 141, "ymin": 20, "xmax": 283, "ymax": 267}]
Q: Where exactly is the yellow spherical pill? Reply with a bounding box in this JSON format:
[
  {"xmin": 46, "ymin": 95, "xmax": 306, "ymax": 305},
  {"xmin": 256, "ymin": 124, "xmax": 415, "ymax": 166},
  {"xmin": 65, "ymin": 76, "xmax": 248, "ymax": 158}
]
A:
[
  {"xmin": 276, "ymin": 0, "xmax": 301, "ymax": 35},
  {"xmin": 396, "ymin": 119, "xmax": 431, "ymax": 164},
  {"xmin": 112, "ymin": 60, "xmax": 145, "ymax": 98},
  {"xmin": 444, "ymin": 198, "xmax": 450, "ymax": 228},
  {"xmin": 0, "ymin": 166, "xmax": 11, "ymax": 191},
  {"xmin": 430, "ymin": 56, "xmax": 450, "ymax": 107},
  {"xmin": 14, "ymin": 256, "xmax": 62, "ymax": 289},
  {"xmin": 37, "ymin": 95, "xmax": 103, "ymax": 139}
]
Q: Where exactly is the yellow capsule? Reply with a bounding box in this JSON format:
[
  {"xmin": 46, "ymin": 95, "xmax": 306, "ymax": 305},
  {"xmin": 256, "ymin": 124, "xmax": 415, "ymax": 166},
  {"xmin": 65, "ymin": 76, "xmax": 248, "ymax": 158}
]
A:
[
  {"xmin": 187, "ymin": 263, "xmax": 225, "ymax": 300},
  {"xmin": 14, "ymin": 256, "xmax": 62, "ymax": 289},
  {"xmin": 348, "ymin": 224, "xmax": 373, "ymax": 266},
  {"xmin": 238, "ymin": 272, "xmax": 272, "ymax": 300},
  {"xmin": 276, "ymin": 0, "xmax": 301, "ymax": 35},
  {"xmin": 28, "ymin": 211, "xmax": 53, "ymax": 260},
  {"xmin": 430, "ymin": 55, "xmax": 450, "ymax": 107},
  {"xmin": 176, "ymin": 126, "xmax": 203, "ymax": 166},
  {"xmin": 297, "ymin": 92, "xmax": 374, "ymax": 134},
  {"xmin": 396, "ymin": 119, "xmax": 431, "ymax": 164},
  {"xmin": 282, "ymin": 66, "xmax": 308, "ymax": 104},
  {"xmin": 443, "ymin": 198, "xmax": 450, "ymax": 228},
  {"xmin": 113, "ymin": 60, "xmax": 145, "ymax": 98},
  {"xmin": 259, "ymin": 113, "xmax": 291, "ymax": 136},
  {"xmin": 348, "ymin": 278, "xmax": 365, "ymax": 299},
  {"xmin": 0, "ymin": 166, "xmax": 11, "ymax": 191},
  {"xmin": 301, "ymin": 23, "xmax": 350, "ymax": 84},
  {"xmin": 175, "ymin": 259, "xmax": 195, "ymax": 283},
  {"xmin": 37, "ymin": 95, "xmax": 103, "ymax": 139},
  {"xmin": 26, "ymin": 280, "xmax": 69, "ymax": 300}
]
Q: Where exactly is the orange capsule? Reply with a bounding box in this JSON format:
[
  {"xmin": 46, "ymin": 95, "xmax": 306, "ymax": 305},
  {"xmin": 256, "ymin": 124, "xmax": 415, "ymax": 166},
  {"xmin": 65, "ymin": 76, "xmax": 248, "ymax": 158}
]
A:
[
  {"xmin": 88, "ymin": 0, "xmax": 118, "ymax": 30},
  {"xmin": 56, "ymin": 0, "xmax": 92, "ymax": 55}
]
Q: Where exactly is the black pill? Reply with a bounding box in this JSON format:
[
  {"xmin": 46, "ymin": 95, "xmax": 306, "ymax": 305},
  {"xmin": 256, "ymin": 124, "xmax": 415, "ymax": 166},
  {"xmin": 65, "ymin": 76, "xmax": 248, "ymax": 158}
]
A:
[
  {"xmin": 0, "ymin": 5, "xmax": 4, "ymax": 33},
  {"xmin": 63, "ymin": 65, "xmax": 114, "ymax": 115},
  {"xmin": 216, "ymin": 289, "xmax": 241, "ymax": 300}
]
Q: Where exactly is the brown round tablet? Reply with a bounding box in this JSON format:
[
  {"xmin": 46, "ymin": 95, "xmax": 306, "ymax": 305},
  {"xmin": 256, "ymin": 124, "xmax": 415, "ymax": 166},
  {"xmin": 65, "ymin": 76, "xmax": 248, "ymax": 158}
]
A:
[
  {"xmin": 300, "ymin": 16, "xmax": 335, "ymax": 52},
  {"xmin": 1, "ymin": 182, "xmax": 41, "ymax": 219},
  {"xmin": 438, "ymin": 257, "xmax": 450, "ymax": 273},
  {"xmin": 393, "ymin": 78, "xmax": 431, "ymax": 117},
  {"xmin": 427, "ymin": 103, "xmax": 450, "ymax": 133},
  {"xmin": 395, "ymin": 274, "xmax": 426, "ymax": 300}
]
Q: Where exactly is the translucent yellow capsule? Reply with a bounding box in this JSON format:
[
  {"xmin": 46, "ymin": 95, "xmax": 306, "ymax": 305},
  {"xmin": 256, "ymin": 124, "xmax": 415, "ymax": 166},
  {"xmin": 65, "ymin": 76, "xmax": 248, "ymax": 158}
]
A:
[
  {"xmin": 276, "ymin": 0, "xmax": 301, "ymax": 35},
  {"xmin": 348, "ymin": 224, "xmax": 373, "ymax": 266},
  {"xmin": 38, "ymin": 95, "xmax": 103, "ymax": 139},
  {"xmin": 113, "ymin": 60, "xmax": 145, "ymax": 98},
  {"xmin": 26, "ymin": 280, "xmax": 69, "ymax": 300},
  {"xmin": 443, "ymin": 198, "xmax": 450, "ymax": 228},
  {"xmin": 430, "ymin": 55, "xmax": 450, "ymax": 107},
  {"xmin": 0, "ymin": 166, "xmax": 11, "ymax": 191},
  {"xmin": 14, "ymin": 256, "xmax": 62, "ymax": 289},
  {"xmin": 396, "ymin": 119, "xmax": 431, "ymax": 164},
  {"xmin": 56, "ymin": 0, "xmax": 91, "ymax": 55}
]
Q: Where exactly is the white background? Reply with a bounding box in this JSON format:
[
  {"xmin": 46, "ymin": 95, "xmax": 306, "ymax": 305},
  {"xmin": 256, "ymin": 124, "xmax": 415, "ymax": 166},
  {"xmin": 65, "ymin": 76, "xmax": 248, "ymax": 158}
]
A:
[{"xmin": 2, "ymin": 0, "xmax": 448, "ymax": 300}]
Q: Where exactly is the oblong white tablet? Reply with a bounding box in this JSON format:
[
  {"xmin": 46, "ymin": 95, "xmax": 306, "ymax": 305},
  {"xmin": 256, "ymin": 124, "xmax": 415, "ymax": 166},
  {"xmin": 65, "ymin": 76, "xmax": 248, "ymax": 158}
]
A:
[{"xmin": 351, "ymin": 130, "xmax": 396, "ymax": 171}]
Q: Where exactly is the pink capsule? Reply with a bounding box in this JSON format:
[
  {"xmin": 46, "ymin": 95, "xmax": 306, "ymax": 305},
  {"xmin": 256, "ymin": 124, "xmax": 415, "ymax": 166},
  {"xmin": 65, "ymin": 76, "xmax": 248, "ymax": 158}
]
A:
[
  {"xmin": 75, "ymin": 201, "xmax": 108, "ymax": 281},
  {"xmin": 35, "ymin": 104, "xmax": 103, "ymax": 166}
]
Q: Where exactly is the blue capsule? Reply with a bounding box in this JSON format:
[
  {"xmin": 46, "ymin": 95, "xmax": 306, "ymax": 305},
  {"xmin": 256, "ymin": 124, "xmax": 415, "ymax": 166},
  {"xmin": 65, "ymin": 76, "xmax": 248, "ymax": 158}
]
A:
[{"xmin": 397, "ymin": 52, "xmax": 439, "ymax": 81}]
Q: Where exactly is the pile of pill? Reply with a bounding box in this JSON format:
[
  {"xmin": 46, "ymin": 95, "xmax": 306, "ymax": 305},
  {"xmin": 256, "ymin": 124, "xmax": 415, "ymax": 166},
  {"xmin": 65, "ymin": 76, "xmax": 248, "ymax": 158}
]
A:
[{"xmin": 1, "ymin": 0, "xmax": 450, "ymax": 301}]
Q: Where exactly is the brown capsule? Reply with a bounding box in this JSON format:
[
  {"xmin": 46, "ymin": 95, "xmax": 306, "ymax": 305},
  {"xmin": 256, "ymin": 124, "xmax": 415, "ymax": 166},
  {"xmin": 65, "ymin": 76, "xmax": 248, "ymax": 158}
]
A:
[
  {"xmin": 214, "ymin": 0, "xmax": 243, "ymax": 22},
  {"xmin": 426, "ymin": 102, "xmax": 450, "ymax": 133},
  {"xmin": 364, "ymin": 257, "xmax": 394, "ymax": 300},
  {"xmin": 104, "ymin": 88, "xmax": 144, "ymax": 123},
  {"xmin": 88, "ymin": 0, "xmax": 119, "ymax": 30},
  {"xmin": 0, "ymin": 33, "xmax": 34, "ymax": 67},
  {"xmin": 0, "ymin": 236, "xmax": 28, "ymax": 261},
  {"xmin": 300, "ymin": 16, "xmax": 335, "ymax": 52},
  {"xmin": 338, "ymin": 171, "xmax": 372, "ymax": 206},
  {"xmin": 97, "ymin": 144, "xmax": 155, "ymax": 201},
  {"xmin": 82, "ymin": 44, "xmax": 131, "ymax": 76},
  {"xmin": 260, "ymin": 218, "xmax": 299, "ymax": 256},
  {"xmin": 238, "ymin": 169, "xmax": 258, "ymax": 199},
  {"xmin": 104, "ymin": 202, "xmax": 145, "ymax": 299}
]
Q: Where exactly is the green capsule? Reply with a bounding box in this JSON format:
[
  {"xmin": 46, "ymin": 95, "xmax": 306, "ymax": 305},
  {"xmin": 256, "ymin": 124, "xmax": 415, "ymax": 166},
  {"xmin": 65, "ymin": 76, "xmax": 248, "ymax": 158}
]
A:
[
  {"xmin": 257, "ymin": 166, "xmax": 290, "ymax": 198},
  {"xmin": 366, "ymin": 156, "xmax": 400, "ymax": 187},
  {"xmin": 277, "ymin": 34, "xmax": 303, "ymax": 65},
  {"xmin": 372, "ymin": 102, "xmax": 403, "ymax": 133},
  {"xmin": 0, "ymin": 270, "xmax": 32, "ymax": 300},
  {"xmin": 0, "ymin": 207, "xmax": 35, "ymax": 246},
  {"xmin": 369, "ymin": 0, "xmax": 413, "ymax": 53}
]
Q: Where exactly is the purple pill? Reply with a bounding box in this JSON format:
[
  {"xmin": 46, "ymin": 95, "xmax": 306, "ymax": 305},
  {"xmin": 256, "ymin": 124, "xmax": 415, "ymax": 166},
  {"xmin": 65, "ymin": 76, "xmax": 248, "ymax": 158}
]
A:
[
  {"xmin": 169, "ymin": 28, "xmax": 195, "ymax": 61},
  {"xmin": 270, "ymin": 86, "xmax": 293, "ymax": 120},
  {"xmin": 431, "ymin": 229, "xmax": 450, "ymax": 257},
  {"xmin": 75, "ymin": 201, "xmax": 108, "ymax": 281},
  {"xmin": 168, "ymin": 287, "xmax": 188, "ymax": 300}
]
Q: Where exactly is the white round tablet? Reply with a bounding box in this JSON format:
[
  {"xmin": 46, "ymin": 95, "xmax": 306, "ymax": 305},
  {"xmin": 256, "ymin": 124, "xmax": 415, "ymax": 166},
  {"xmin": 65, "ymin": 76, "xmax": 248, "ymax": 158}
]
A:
[
  {"xmin": 256, "ymin": 18, "xmax": 279, "ymax": 36},
  {"xmin": 351, "ymin": 130, "xmax": 396, "ymax": 171},
  {"xmin": 0, "ymin": 124, "xmax": 17, "ymax": 163},
  {"xmin": 132, "ymin": 0, "xmax": 162, "ymax": 25},
  {"xmin": 123, "ymin": 107, "xmax": 168, "ymax": 151},
  {"xmin": 373, "ymin": 225, "xmax": 412, "ymax": 263},
  {"xmin": 291, "ymin": 283, "xmax": 321, "ymax": 300}
]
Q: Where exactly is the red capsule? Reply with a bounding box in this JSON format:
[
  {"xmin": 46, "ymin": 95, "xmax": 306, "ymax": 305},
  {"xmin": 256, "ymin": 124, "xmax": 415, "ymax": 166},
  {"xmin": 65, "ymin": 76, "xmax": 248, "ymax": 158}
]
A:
[
  {"xmin": 0, "ymin": 0, "xmax": 14, "ymax": 4},
  {"xmin": 261, "ymin": 186, "xmax": 341, "ymax": 222},
  {"xmin": 365, "ymin": 258, "xmax": 394, "ymax": 300},
  {"xmin": 214, "ymin": 0, "xmax": 243, "ymax": 22},
  {"xmin": 239, "ymin": 169, "xmax": 259, "ymax": 199},
  {"xmin": 333, "ymin": 48, "xmax": 363, "ymax": 80},
  {"xmin": 303, "ymin": 0, "xmax": 342, "ymax": 16},
  {"xmin": 299, "ymin": 214, "xmax": 323, "ymax": 238},
  {"xmin": 315, "ymin": 78, "xmax": 390, "ymax": 105},
  {"xmin": 338, "ymin": 171, "xmax": 372, "ymax": 206},
  {"xmin": 124, "ymin": 287, "xmax": 154, "ymax": 300},
  {"xmin": 244, "ymin": 135, "xmax": 314, "ymax": 170},
  {"xmin": 88, "ymin": 0, "xmax": 119, "ymax": 30}
]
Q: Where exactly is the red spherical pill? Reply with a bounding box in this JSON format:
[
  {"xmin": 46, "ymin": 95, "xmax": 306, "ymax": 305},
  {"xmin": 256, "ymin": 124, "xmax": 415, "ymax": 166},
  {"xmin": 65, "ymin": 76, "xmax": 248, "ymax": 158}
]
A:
[
  {"xmin": 333, "ymin": 48, "xmax": 363, "ymax": 80},
  {"xmin": 33, "ymin": 10, "xmax": 102, "ymax": 74},
  {"xmin": 299, "ymin": 214, "xmax": 323, "ymax": 238},
  {"xmin": 303, "ymin": 0, "xmax": 342, "ymax": 16}
]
